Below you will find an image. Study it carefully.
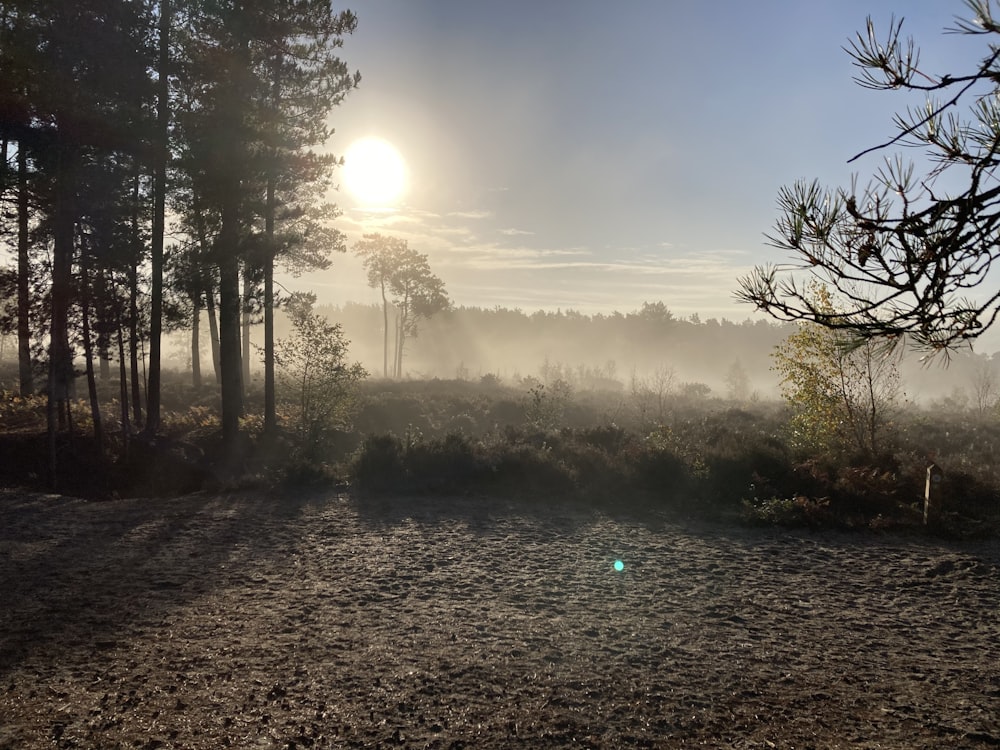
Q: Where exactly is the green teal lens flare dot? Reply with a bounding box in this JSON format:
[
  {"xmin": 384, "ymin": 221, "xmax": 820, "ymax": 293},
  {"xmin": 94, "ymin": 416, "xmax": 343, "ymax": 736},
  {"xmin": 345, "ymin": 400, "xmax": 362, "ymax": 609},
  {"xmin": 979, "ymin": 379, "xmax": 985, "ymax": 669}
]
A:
[{"xmin": 613, "ymin": 559, "xmax": 624, "ymax": 572}]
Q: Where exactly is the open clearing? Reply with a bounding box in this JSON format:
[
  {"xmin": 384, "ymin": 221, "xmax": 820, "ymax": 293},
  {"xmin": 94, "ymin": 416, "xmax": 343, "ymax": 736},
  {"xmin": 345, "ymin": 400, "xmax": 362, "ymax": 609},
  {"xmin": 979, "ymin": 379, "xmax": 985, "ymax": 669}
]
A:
[{"xmin": 1, "ymin": 489, "xmax": 999, "ymax": 748}]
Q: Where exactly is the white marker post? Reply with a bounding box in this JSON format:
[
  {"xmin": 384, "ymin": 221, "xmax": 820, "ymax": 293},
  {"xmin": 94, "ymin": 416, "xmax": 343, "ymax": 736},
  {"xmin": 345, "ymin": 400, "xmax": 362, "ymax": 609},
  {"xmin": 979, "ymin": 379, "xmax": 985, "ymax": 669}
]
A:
[{"xmin": 924, "ymin": 463, "xmax": 944, "ymax": 526}]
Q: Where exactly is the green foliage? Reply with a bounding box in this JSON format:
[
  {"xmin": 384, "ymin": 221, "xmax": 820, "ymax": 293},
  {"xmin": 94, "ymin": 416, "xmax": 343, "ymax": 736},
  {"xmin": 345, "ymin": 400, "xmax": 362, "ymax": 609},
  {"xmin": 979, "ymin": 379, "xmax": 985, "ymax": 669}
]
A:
[
  {"xmin": 772, "ymin": 284, "xmax": 900, "ymax": 457},
  {"xmin": 0, "ymin": 390, "xmax": 46, "ymax": 430},
  {"xmin": 742, "ymin": 495, "xmax": 836, "ymax": 528},
  {"xmin": 524, "ymin": 378, "xmax": 572, "ymax": 431},
  {"xmin": 273, "ymin": 294, "xmax": 366, "ymax": 459}
]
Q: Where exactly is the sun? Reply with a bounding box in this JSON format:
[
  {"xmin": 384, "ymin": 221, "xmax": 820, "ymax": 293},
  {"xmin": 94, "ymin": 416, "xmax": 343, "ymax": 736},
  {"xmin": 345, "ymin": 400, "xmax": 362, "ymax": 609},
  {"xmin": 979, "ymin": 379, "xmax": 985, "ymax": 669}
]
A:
[{"xmin": 342, "ymin": 136, "xmax": 407, "ymax": 207}]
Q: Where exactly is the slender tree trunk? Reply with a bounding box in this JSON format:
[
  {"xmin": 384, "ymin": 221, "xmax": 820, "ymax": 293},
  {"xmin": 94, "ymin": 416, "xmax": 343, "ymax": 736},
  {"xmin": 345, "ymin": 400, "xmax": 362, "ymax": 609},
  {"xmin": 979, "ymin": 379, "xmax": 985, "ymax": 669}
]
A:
[
  {"xmin": 117, "ymin": 318, "xmax": 131, "ymax": 456},
  {"xmin": 129, "ymin": 170, "xmax": 143, "ymax": 428},
  {"xmin": 191, "ymin": 290, "xmax": 202, "ymax": 389},
  {"xmin": 145, "ymin": 0, "xmax": 170, "ymax": 435},
  {"xmin": 80, "ymin": 253, "xmax": 103, "ymax": 453},
  {"xmin": 95, "ymin": 268, "xmax": 112, "ymax": 382},
  {"xmin": 16, "ymin": 141, "xmax": 32, "ymax": 396},
  {"xmin": 49, "ymin": 136, "xmax": 77, "ymax": 488},
  {"xmin": 380, "ymin": 283, "xmax": 389, "ymax": 378},
  {"xmin": 394, "ymin": 314, "xmax": 404, "ymax": 378},
  {"xmin": 241, "ymin": 263, "xmax": 252, "ymax": 394},
  {"xmin": 128, "ymin": 261, "xmax": 143, "ymax": 428},
  {"xmin": 205, "ymin": 278, "xmax": 222, "ymax": 384},
  {"xmin": 191, "ymin": 197, "xmax": 222, "ymax": 384},
  {"xmin": 263, "ymin": 172, "xmax": 276, "ymax": 434},
  {"xmin": 218, "ymin": 175, "xmax": 244, "ymax": 455}
]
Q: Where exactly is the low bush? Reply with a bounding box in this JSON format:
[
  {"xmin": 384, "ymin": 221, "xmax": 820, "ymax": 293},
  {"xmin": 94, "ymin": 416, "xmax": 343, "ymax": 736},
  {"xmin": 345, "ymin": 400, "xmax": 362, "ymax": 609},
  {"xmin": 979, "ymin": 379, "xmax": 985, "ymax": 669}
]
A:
[
  {"xmin": 351, "ymin": 433, "xmax": 407, "ymax": 492},
  {"xmin": 742, "ymin": 495, "xmax": 838, "ymax": 528},
  {"xmin": 4, "ymin": 370, "xmax": 1000, "ymax": 533}
]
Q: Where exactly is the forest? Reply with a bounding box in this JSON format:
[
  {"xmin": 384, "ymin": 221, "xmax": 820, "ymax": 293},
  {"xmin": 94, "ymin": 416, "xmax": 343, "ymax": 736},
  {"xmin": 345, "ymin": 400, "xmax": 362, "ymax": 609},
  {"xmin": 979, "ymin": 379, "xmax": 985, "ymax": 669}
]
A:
[{"xmin": 0, "ymin": 0, "xmax": 361, "ymax": 483}]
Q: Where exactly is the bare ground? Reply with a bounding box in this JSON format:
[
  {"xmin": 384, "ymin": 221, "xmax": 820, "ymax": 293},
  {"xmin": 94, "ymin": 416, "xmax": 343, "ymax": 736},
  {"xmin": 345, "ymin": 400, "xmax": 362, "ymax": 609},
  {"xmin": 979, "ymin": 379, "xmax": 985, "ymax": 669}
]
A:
[{"xmin": 1, "ymin": 489, "xmax": 999, "ymax": 749}]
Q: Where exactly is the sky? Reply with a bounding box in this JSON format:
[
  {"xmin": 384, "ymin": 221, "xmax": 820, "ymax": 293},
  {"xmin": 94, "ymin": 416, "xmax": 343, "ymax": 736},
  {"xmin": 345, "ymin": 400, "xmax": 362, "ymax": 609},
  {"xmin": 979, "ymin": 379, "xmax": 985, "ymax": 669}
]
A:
[{"xmin": 300, "ymin": 0, "xmax": 997, "ymax": 328}]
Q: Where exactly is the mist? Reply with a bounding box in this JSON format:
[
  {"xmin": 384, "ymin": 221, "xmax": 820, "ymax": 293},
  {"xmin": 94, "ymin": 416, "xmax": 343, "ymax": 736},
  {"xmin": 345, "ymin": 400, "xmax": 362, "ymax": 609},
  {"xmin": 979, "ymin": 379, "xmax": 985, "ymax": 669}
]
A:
[{"xmin": 162, "ymin": 300, "xmax": 1000, "ymax": 408}]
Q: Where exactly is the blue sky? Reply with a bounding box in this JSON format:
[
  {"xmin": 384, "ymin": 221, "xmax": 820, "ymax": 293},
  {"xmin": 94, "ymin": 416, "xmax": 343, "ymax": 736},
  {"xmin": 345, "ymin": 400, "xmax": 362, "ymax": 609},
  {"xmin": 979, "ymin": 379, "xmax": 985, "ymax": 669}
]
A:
[{"xmin": 302, "ymin": 0, "xmax": 982, "ymax": 323}]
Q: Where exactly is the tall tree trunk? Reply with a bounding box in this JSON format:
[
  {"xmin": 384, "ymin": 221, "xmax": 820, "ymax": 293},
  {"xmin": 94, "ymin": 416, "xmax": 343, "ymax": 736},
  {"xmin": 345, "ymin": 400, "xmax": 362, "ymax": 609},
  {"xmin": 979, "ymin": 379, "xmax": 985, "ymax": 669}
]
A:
[
  {"xmin": 215, "ymin": 5, "xmax": 249, "ymax": 462},
  {"xmin": 380, "ymin": 283, "xmax": 389, "ymax": 378},
  {"xmin": 117, "ymin": 319, "xmax": 131, "ymax": 457},
  {"xmin": 128, "ymin": 262, "xmax": 143, "ymax": 428},
  {"xmin": 16, "ymin": 141, "xmax": 32, "ymax": 396},
  {"xmin": 241, "ymin": 262, "xmax": 252, "ymax": 394},
  {"xmin": 394, "ymin": 314, "xmax": 404, "ymax": 378},
  {"xmin": 96, "ymin": 267, "xmax": 112, "ymax": 382},
  {"xmin": 218, "ymin": 183, "xmax": 243, "ymax": 455},
  {"xmin": 129, "ymin": 171, "xmax": 143, "ymax": 428},
  {"xmin": 205, "ymin": 277, "xmax": 222, "ymax": 383},
  {"xmin": 80, "ymin": 252, "xmax": 103, "ymax": 453},
  {"xmin": 191, "ymin": 290, "xmax": 202, "ymax": 389},
  {"xmin": 192, "ymin": 198, "xmax": 222, "ymax": 384},
  {"xmin": 48, "ymin": 137, "xmax": 77, "ymax": 488},
  {"xmin": 219, "ymin": 249, "xmax": 243, "ymax": 453},
  {"xmin": 263, "ymin": 172, "xmax": 276, "ymax": 434},
  {"xmin": 145, "ymin": 0, "xmax": 171, "ymax": 434}
]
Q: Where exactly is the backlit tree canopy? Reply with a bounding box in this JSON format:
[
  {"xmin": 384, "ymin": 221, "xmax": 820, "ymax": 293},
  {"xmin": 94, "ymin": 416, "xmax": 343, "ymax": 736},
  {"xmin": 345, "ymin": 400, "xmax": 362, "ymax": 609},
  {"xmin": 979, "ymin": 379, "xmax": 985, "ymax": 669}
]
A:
[{"xmin": 738, "ymin": 1, "xmax": 1000, "ymax": 354}]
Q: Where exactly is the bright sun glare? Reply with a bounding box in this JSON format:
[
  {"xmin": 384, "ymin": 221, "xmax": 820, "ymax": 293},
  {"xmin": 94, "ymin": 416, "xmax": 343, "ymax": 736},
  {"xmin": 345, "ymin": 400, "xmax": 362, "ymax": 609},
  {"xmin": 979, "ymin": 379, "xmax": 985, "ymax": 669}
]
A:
[{"xmin": 342, "ymin": 136, "xmax": 407, "ymax": 207}]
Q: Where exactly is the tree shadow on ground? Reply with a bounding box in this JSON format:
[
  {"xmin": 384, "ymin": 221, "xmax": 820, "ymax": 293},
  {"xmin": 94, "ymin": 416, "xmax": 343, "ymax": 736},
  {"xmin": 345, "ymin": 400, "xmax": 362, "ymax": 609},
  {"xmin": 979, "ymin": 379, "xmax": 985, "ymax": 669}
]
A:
[{"xmin": 0, "ymin": 489, "xmax": 320, "ymax": 678}]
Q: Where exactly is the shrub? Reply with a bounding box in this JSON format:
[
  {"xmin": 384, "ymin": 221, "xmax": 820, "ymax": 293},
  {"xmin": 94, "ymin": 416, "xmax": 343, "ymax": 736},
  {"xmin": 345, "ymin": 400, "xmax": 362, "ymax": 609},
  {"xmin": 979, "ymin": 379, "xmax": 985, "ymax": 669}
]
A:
[
  {"xmin": 402, "ymin": 432, "xmax": 481, "ymax": 493},
  {"xmin": 0, "ymin": 391, "xmax": 47, "ymax": 430},
  {"xmin": 352, "ymin": 433, "xmax": 406, "ymax": 492},
  {"xmin": 742, "ymin": 495, "xmax": 837, "ymax": 528},
  {"xmin": 629, "ymin": 440, "xmax": 693, "ymax": 504},
  {"xmin": 273, "ymin": 294, "xmax": 367, "ymax": 461},
  {"xmin": 576, "ymin": 424, "xmax": 631, "ymax": 454},
  {"xmin": 489, "ymin": 441, "xmax": 577, "ymax": 497}
]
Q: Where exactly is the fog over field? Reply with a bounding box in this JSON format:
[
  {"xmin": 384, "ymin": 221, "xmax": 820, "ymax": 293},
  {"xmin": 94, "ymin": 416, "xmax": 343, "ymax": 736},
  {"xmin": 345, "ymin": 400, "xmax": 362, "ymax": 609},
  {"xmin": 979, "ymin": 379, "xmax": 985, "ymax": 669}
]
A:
[{"xmin": 155, "ymin": 300, "xmax": 1000, "ymax": 408}]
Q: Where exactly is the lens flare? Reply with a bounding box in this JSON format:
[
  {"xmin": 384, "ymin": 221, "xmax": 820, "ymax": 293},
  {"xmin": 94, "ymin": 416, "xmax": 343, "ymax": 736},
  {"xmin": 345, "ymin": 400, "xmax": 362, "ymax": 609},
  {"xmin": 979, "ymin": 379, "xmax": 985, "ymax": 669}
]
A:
[{"xmin": 613, "ymin": 559, "xmax": 625, "ymax": 572}]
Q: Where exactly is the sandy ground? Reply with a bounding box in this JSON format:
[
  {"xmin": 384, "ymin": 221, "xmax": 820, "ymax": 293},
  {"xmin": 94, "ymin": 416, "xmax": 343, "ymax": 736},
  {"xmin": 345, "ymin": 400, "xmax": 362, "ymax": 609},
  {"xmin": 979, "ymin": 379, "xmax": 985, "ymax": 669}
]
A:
[{"xmin": 1, "ymin": 488, "xmax": 999, "ymax": 749}]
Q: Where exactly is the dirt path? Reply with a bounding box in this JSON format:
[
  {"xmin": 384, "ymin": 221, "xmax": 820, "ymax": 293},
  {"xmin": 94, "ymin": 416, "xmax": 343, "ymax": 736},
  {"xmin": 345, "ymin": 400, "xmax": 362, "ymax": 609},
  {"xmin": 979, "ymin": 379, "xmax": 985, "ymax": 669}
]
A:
[{"xmin": 1, "ymin": 489, "xmax": 999, "ymax": 749}]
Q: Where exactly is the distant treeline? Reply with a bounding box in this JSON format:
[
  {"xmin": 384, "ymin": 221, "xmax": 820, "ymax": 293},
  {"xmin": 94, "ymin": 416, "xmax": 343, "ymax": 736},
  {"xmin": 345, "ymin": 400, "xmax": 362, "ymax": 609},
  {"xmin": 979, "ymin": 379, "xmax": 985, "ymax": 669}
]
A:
[
  {"xmin": 281, "ymin": 301, "xmax": 999, "ymax": 405},
  {"xmin": 309, "ymin": 301, "xmax": 785, "ymax": 393}
]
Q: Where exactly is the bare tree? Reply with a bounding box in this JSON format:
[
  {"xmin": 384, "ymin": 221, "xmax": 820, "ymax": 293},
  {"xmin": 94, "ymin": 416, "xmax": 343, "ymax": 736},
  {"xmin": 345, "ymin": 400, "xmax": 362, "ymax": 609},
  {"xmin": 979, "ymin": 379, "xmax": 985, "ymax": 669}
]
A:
[
  {"xmin": 970, "ymin": 356, "xmax": 999, "ymax": 415},
  {"xmin": 724, "ymin": 359, "xmax": 751, "ymax": 402}
]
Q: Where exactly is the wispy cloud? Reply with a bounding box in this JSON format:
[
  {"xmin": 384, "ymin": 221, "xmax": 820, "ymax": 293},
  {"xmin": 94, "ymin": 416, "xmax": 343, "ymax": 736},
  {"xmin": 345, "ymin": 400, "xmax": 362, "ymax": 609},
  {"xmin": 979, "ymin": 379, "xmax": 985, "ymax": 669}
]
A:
[
  {"xmin": 447, "ymin": 245, "xmax": 585, "ymax": 260},
  {"xmin": 315, "ymin": 195, "xmax": 763, "ymax": 322}
]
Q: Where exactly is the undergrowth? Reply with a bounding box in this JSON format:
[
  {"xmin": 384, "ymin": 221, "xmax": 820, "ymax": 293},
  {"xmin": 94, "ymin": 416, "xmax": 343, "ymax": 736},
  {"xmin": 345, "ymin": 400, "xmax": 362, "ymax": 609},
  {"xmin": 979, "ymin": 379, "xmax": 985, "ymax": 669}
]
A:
[{"xmin": 1, "ymin": 371, "xmax": 998, "ymax": 533}]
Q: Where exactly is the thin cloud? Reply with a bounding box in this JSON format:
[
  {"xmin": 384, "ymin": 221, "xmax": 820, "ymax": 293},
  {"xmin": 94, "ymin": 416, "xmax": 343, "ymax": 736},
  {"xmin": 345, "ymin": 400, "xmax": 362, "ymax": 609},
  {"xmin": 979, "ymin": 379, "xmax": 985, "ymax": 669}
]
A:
[{"xmin": 499, "ymin": 228, "xmax": 535, "ymax": 236}]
